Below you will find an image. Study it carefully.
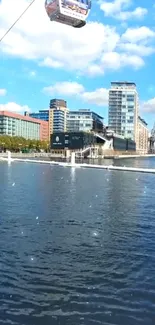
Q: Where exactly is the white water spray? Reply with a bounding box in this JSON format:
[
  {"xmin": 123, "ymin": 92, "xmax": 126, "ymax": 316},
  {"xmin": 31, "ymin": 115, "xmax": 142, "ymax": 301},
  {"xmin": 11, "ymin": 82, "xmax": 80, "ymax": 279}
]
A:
[{"xmin": 71, "ymin": 152, "xmax": 75, "ymax": 166}]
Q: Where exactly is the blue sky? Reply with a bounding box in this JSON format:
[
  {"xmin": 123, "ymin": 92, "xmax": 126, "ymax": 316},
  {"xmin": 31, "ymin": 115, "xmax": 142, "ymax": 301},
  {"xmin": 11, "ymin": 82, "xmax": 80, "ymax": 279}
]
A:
[{"xmin": 0, "ymin": 0, "xmax": 155, "ymax": 129}]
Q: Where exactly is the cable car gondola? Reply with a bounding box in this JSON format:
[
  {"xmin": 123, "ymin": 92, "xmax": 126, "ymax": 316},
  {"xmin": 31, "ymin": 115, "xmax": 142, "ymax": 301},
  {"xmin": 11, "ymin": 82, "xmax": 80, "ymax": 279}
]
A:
[{"xmin": 45, "ymin": 0, "xmax": 91, "ymax": 28}]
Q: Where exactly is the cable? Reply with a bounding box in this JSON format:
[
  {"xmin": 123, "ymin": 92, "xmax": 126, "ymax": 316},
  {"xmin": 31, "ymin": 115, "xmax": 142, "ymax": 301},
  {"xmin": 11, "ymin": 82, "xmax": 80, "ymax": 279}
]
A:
[{"xmin": 0, "ymin": 0, "xmax": 37, "ymax": 43}]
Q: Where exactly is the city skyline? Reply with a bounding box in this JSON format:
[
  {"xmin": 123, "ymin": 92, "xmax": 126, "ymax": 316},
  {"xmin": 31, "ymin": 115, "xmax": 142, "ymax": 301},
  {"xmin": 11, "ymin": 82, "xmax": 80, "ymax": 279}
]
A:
[{"xmin": 0, "ymin": 0, "xmax": 155, "ymax": 129}]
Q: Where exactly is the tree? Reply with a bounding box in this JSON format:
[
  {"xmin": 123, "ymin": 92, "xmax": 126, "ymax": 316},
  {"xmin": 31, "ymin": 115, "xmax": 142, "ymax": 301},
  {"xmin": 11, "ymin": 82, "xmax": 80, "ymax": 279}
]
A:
[{"xmin": 0, "ymin": 135, "xmax": 49, "ymax": 152}]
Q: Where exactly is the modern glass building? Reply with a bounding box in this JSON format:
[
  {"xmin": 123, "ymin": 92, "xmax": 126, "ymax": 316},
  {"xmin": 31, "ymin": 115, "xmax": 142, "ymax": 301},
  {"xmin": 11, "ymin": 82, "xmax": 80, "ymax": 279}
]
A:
[
  {"xmin": 25, "ymin": 99, "xmax": 68, "ymax": 136},
  {"xmin": 67, "ymin": 109, "xmax": 104, "ymax": 133},
  {"xmin": 25, "ymin": 100, "xmax": 104, "ymax": 137},
  {"xmin": 108, "ymin": 82, "xmax": 139, "ymax": 141},
  {"xmin": 0, "ymin": 111, "xmax": 49, "ymax": 140},
  {"xmin": 49, "ymin": 107, "xmax": 68, "ymax": 134},
  {"xmin": 25, "ymin": 110, "xmax": 49, "ymax": 121},
  {"xmin": 49, "ymin": 99, "xmax": 68, "ymax": 134}
]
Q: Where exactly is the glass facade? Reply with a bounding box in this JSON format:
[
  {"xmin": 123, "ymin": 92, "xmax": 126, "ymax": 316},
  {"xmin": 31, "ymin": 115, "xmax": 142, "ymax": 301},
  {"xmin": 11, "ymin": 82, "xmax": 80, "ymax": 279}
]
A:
[
  {"xmin": 53, "ymin": 109, "xmax": 65, "ymax": 132},
  {"xmin": 67, "ymin": 109, "xmax": 103, "ymax": 133},
  {"xmin": 27, "ymin": 110, "xmax": 49, "ymax": 121},
  {"xmin": 49, "ymin": 99, "xmax": 68, "ymax": 134},
  {"xmin": 108, "ymin": 82, "xmax": 138, "ymax": 140}
]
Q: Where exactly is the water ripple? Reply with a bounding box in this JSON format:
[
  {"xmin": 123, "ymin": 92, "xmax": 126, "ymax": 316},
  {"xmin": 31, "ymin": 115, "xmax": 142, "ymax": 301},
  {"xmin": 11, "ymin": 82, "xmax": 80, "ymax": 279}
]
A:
[{"xmin": 0, "ymin": 162, "xmax": 155, "ymax": 324}]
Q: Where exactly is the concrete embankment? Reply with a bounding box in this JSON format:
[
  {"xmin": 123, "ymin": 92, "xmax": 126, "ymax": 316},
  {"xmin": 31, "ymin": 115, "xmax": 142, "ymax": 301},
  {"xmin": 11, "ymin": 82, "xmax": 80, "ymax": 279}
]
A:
[{"xmin": 0, "ymin": 152, "xmax": 155, "ymax": 160}]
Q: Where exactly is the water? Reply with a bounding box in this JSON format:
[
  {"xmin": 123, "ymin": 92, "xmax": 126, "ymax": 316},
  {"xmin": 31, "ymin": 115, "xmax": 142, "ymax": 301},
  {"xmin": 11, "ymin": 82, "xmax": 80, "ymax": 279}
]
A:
[{"xmin": 0, "ymin": 159, "xmax": 155, "ymax": 325}]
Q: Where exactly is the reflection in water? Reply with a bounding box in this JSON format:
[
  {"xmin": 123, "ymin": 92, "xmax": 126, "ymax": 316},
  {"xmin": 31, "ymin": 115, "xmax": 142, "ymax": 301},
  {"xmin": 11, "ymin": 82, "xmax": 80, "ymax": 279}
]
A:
[
  {"xmin": 70, "ymin": 166, "xmax": 76, "ymax": 184},
  {"xmin": 0, "ymin": 161, "xmax": 155, "ymax": 325}
]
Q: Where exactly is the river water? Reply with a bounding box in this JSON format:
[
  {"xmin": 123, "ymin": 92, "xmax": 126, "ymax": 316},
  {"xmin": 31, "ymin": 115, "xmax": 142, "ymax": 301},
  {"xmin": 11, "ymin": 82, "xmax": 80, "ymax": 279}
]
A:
[{"xmin": 0, "ymin": 159, "xmax": 155, "ymax": 325}]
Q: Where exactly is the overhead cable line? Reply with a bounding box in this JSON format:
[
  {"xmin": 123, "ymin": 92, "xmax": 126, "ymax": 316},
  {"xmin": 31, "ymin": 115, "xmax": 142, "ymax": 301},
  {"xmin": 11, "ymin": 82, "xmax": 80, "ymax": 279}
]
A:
[{"xmin": 0, "ymin": 0, "xmax": 36, "ymax": 43}]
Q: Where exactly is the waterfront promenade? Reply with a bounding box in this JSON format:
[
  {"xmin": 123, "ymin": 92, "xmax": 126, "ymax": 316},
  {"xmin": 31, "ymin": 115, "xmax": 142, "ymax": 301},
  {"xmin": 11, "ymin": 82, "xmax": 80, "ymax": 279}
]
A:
[{"xmin": 0, "ymin": 152, "xmax": 155, "ymax": 159}]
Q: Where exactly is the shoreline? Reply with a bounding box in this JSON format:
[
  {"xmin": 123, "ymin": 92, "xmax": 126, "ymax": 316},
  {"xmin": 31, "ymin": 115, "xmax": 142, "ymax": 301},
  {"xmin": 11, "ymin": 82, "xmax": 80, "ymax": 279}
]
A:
[
  {"xmin": 1, "ymin": 156, "xmax": 155, "ymax": 174},
  {"xmin": 0, "ymin": 152, "xmax": 155, "ymax": 160}
]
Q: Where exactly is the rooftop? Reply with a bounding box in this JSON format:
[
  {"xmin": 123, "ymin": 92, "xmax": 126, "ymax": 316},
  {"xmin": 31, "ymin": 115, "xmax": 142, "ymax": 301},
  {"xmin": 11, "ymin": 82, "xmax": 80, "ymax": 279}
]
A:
[
  {"xmin": 68, "ymin": 109, "xmax": 104, "ymax": 120},
  {"xmin": 111, "ymin": 81, "xmax": 136, "ymax": 86},
  {"xmin": 138, "ymin": 116, "xmax": 148, "ymax": 126},
  {"xmin": 0, "ymin": 111, "xmax": 48, "ymax": 125}
]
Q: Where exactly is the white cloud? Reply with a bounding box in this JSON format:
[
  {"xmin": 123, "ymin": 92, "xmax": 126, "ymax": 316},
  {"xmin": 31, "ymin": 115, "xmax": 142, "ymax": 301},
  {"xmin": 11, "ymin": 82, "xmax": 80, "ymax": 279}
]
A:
[
  {"xmin": 122, "ymin": 27, "xmax": 155, "ymax": 42},
  {"xmin": 43, "ymin": 81, "xmax": 85, "ymax": 96},
  {"xmin": 99, "ymin": 0, "xmax": 131, "ymax": 16},
  {"xmin": 100, "ymin": 0, "xmax": 147, "ymax": 20},
  {"xmin": 0, "ymin": 102, "xmax": 30, "ymax": 113},
  {"xmin": 116, "ymin": 7, "xmax": 147, "ymax": 20},
  {"xmin": 86, "ymin": 64, "xmax": 104, "ymax": 76},
  {"xmin": 101, "ymin": 52, "xmax": 144, "ymax": 69},
  {"xmin": 81, "ymin": 88, "xmax": 109, "ymax": 106},
  {"xmin": 40, "ymin": 57, "xmax": 64, "ymax": 68},
  {"xmin": 141, "ymin": 98, "xmax": 155, "ymax": 113},
  {"xmin": 0, "ymin": 88, "xmax": 7, "ymax": 96},
  {"xmin": 0, "ymin": 0, "xmax": 152, "ymax": 76},
  {"xmin": 118, "ymin": 43, "xmax": 155, "ymax": 56},
  {"xmin": 43, "ymin": 81, "xmax": 109, "ymax": 106}
]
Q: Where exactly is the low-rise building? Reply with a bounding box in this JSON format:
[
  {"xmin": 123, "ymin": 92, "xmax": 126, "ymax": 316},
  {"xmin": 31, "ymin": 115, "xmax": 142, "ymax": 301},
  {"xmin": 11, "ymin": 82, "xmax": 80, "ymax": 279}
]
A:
[
  {"xmin": 136, "ymin": 116, "xmax": 148, "ymax": 154},
  {"xmin": 0, "ymin": 111, "xmax": 49, "ymax": 141}
]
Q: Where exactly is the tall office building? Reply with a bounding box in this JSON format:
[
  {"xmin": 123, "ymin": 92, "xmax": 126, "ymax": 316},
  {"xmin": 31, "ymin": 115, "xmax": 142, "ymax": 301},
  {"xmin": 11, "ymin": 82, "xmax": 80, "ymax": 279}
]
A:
[
  {"xmin": 108, "ymin": 82, "xmax": 139, "ymax": 141},
  {"xmin": 25, "ymin": 99, "xmax": 68, "ymax": 137},
  {"xmin": 49, "ymin": 99, "xmax": 68, "ymax": 135}
]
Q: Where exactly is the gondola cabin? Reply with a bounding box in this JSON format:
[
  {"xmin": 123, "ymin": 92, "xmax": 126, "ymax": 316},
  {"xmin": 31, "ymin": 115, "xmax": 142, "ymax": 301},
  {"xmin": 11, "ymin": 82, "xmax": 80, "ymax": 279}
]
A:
[{"xmin": 45, "ymin": 0, "xmax": 91, "ymax": 28}]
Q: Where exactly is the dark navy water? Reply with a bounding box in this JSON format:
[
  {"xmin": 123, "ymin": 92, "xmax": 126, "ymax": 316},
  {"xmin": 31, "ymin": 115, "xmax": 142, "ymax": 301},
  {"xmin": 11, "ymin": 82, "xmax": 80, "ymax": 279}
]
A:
[{"xmin": 0, "ymin": 159, "xmax": 155, "ymax": 325}]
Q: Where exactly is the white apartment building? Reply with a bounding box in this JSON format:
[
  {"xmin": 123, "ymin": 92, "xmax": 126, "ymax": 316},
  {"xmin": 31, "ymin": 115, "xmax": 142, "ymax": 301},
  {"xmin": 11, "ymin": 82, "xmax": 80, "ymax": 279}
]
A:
[{"xmin": 108, "ymin": 81, "xmax": 139, "ymax": 142}]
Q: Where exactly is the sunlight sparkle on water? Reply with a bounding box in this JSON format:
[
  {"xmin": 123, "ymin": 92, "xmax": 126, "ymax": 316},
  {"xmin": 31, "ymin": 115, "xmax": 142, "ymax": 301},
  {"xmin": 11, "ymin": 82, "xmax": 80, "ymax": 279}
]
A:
[{"xmin": 92, "ymin": 231, "xmax": 99, "ymax": 237}]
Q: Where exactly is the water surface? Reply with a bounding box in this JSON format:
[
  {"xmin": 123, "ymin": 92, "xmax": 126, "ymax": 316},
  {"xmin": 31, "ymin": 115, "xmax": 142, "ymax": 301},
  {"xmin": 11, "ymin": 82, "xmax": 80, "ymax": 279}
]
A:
[{"xmin": 0, "ymin": 160, "xmax": 155, "ymax": 325}]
